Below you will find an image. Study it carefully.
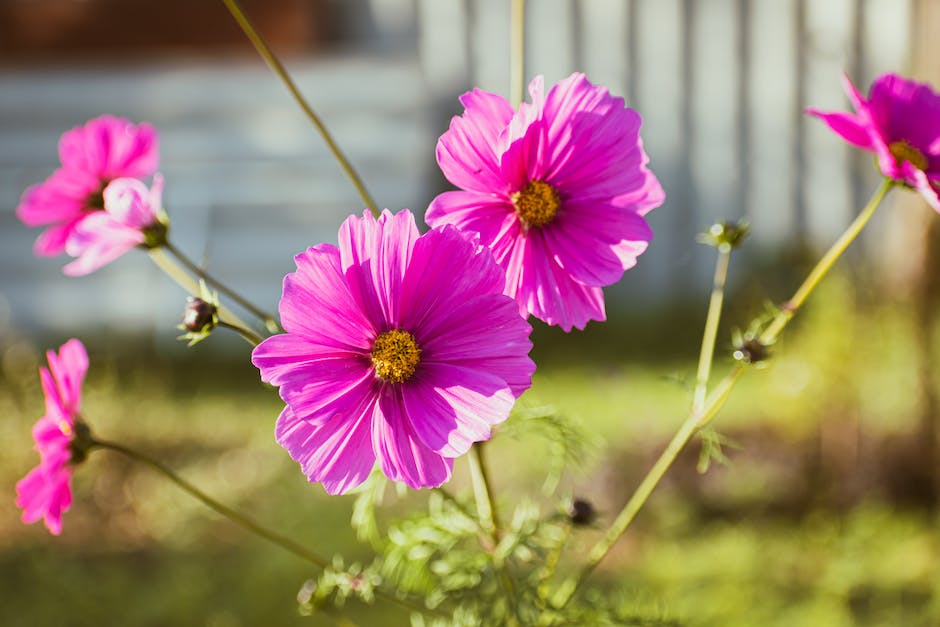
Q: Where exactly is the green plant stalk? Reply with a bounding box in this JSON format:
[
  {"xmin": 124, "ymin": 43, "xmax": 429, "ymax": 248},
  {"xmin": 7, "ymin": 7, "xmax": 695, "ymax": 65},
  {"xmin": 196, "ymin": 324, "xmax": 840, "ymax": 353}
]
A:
[
  {"xmin": 222, "ymin": 0, "xmax": 378, "ymax": 215},
  {"xmin": 468, "ymin": 443, "xmax": 499, "ymax": 541},
  {"xmin": 217, "ymin": 320, "xmax": 263, "ymax": 346},
  {"xmin": 510, "ymin": 0, "xmax": 526, "ymax": 107},
  {"xmin": 692, "ymin": 246, "xmax": 732, "ymax": 414},
  {"xmin": 93, "ymin": 438, "xmax": 445, "ymax": 619},
  {"xmin": 148, "ymin": 248, "xmax": 261, "ymax": 341},
  {"xmin": 759, "ymin": 177, "xmax": 893, "ymax": 344},
  {"xmin": 93, "ymin": 438, "xmax": 329, "ymax": 568},
  {"xmin": 162, "ymin": 240, "xmax": 279, "ymax": 333},
  {"xmin": 551, "ymin": 179, "xmax": 894, "ymax": 609}
]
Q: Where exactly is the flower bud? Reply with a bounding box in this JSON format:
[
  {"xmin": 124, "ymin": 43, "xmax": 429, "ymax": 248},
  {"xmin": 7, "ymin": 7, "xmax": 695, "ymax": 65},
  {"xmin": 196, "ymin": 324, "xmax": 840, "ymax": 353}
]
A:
[
  {"xmin": 697, "ymin": 220, "xmax": 750, "ymax": 252},
  {"xmin": 732, "ymin": 337, "xmax": 770, "ymax": 365},
  {"xmin": 568, "ymin": 498, "xmax": 596, "ymax": 526},
  {"xmin": 177, "ymin": 288, "xmax": 220, "ymax": 347}
]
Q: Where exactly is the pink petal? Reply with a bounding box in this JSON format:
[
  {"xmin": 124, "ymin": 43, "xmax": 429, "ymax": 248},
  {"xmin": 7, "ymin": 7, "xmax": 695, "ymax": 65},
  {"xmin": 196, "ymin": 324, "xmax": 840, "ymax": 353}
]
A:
[
  {"xmin": 417, "ymin": 294, "xmax": 534, "ymax": 397},
  {"xmin": 102, "ymin": 177, "xmax": 159, "ymax": 228},
  {"xmin": 279, "ymin": 243, "xmax": 376, "ymax": 350},
  {"xmin": 373, "ymin": 389, "xmax": 452, "ymax": 489},
  {"xmin": 402, "ymin": 364, "xmax": 515, "ymax": 457},
  {"xmin": 252, "ymin": 335, "xmax": 377, "ymax": 424},
  {"xmin": 437, "ymin": 90, "xmax": 514, "ymax": 194},
  {"xmin": 59, "ymin": 115, "xmax": 159, "ymax": 179},
  {"xmin": 275, "ymin": 405, "xmax": 377, "ymax": 495},
  {"xmin": 804, "ymin": 109, "xmax": 874, "ymax": 150},
  {"xmin": 499, "ymin": 119, "xmax": 549, "ymax": 190},
  {"xmin": 425, "ymin": 191, "xmax": 516, "ymax": 246},
  {"xmin": 338, "ymin": 210, "xmax": 420, "ymax": 327},
  {"xmin": 399, "ymin": 223, "xmax": 508, "ymax": 332},
  {"xmin": 62, "ymin": 213, "xmax": 143, "ymax": 276},
  {"xmin": 911, "ymin": 168, "xmax": 940, "ymax": 213}
]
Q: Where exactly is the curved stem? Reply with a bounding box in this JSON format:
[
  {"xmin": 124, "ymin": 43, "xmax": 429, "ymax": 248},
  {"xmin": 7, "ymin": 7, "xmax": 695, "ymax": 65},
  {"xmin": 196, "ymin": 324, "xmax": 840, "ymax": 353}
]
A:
[
  {"xmin": 93, "ymin": 438, "xmax": 444, "ymax": 619},
  {"xmin": 162, "ymin": 240, "xmax": 280, "ymax": 334},
  {"xmin": 551, "ymin": 180, "xmax": 894, "ymax": 609},
  {"xmin": 759, "ymin": 178, "xmax": 893, "ymax": 344},
  {"xmin": 510, "ymin": 0, "xmax": 526, "ymax": 107},
  {"xmin": 93, "ymin": 438, "xmax": 329, "ymax": 568},
  {"xmin": 468, "ymin": 442, "xmax": 500, "ymax": 541},
  {"xmin": 693, "ymin": 247, "xmax": 732, "ymax": 413},
  {"xmin": 149, "ymin": 248, "xmax": 254, "ymax": 334},
  {"xmin": 218, "ymin": 320, "xmax": 263, "ymax": 346},
  {"xmin": 222, "ymin": 0, "xmax": 378, "ymax": 215},
  {"xmin": 550, "ymin": 368, "xmax": 744, "ymax": 607}
]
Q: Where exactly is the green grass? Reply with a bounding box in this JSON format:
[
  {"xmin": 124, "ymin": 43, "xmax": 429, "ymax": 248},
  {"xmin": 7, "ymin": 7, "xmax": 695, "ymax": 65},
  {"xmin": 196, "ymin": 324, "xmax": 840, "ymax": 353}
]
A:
[{"xmin": 2, "ymin": 274, "xmax": 939, "ymax": 626}]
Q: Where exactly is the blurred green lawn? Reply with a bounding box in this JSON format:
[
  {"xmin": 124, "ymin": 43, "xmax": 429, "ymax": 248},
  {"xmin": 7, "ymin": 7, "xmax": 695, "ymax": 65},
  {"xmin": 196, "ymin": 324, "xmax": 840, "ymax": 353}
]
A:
[{"xmin": 2, "ymin": 274, "xmax": 939, "ymax": 626}]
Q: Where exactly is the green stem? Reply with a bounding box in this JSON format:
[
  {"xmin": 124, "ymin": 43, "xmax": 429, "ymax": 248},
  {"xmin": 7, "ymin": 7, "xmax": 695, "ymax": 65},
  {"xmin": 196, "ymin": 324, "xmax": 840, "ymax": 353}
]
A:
[
  {"xmin": 550, "ymin": 368, "xmax": 744, "ymax": 608},
  {"xmin": 510, "ymin": 0, "xmax": 526, "ymax": 107},
  {"xmin": 163, "ymin": 240, "xmax": 280, "ymax": 334},
  {"xmin": 222, "ymin": 0, "xmax": 378, "ymax": 215},
  {"xmin": 149, "ymin": 248, "xmax": 255, "ymax": 334},
  {"xmin": 468, "ymin": 443, "xmax": 500, "ymax": 541},
  {"xmin": 551, "ymin": 179, "xmax": 894, "ymax": 609},
  {"xmin": 692, "ymin": 247, "xmax": 732, "ymax": 413},
  {"xmin": 93, "ymin": 438, "xmax": 329, "ymax": 568},
  {"xmin": 759, "ymin": 178, "xmax": 893, "ymax": 344},
  {"xmin": 217, "ymin": 320, "xmax": 263, "ymax": 346},
  {"xmin": 93, "ymin": 438, "xmax": 444, "ymax": 619}
]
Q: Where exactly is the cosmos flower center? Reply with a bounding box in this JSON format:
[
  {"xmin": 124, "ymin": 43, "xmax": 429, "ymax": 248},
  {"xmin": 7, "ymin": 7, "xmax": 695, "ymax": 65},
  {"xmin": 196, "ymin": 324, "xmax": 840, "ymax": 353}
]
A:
[
  {"xmin": 889, "ymin": 140, "xmax": 928, "ymax": 171},
  {"xmin": 512, "ymin": 180, "xmax": 560, "ymax": 228},
  {"xmin": 370, "ymin": 329, "xmax": 421, "ymax": 383}
]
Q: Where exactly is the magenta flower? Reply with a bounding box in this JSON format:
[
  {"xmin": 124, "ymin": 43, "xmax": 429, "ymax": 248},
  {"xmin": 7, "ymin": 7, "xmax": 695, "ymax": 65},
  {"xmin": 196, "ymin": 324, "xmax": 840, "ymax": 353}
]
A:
[
  {"xmin": 15, "ymin": 339, "xmax": 89, "ymax": 535},
  {"xmin": 17, "ymin": 115, "xmax": 159, "ymax": 256},
  {"xmin": 252, "ymin": 210, "xmax": 535, "ymax": 494},
  {"xmin": 63, "ymin": 176, "xmax": 167, "ymax": 276},
  {"xmin": 426, "ymin": 73, "xmax": 664, "ymax": 331},
  {"xmin": 807, "ymin": 73, "xmax": 940, "ymax": 211}
]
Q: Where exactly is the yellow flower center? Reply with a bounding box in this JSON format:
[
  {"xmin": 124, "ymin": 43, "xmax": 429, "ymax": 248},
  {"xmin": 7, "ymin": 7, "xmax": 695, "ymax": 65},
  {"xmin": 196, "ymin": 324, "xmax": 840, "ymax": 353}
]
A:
[
  {"xmin": 370, "ymin": 329, "xmax": 421, "ymax": 383},
  {"xmin": 889, "ymin": 140, "xmax": 928, "ymax": 171},
  {"xmin": 512, "ymin": 180, "xmax": 560, "ymax": 229}
]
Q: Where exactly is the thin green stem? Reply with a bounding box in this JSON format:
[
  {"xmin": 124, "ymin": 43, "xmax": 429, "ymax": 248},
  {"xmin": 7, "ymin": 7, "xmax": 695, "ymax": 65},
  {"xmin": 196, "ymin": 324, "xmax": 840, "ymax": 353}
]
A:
[
  {"xmin": 692, "ymin": 247, "xmax": 732, "ymax": 413},
  {"xmin": 93, "ymin": 438, "xmax": 329, "ymax": 568},
  {"xmin": 93, "ymin": 438, "xmax": 444, "ymax": 619},
  {"xmin": 149, "ymin": 248, "xmax": 254, "ymax": 334},
  {"xmin": 222, "ymin": 0, "xmax": 378, "ymax": 215},
  {"xmin": 217, "ymin": 320, "xmax": 263, "ymax": 346},
  {"xmin": 468, "ymin": 442, "xmax": 500, "ymax": 541},
  {"xmin": 551, "ymin": 180, "xmax": 895, "ymax": 609},
  {"xmin": 163, "ymin": 240, "xmax": 280, "ymax": 333},
  {"xmin": 510, "ymin": 0, "xmax": 526, "ymax": 107},
  {"xmin": 759, "ymin": 178, "xmax": 893, "ymax": 344},
  {"xmin": 550, "ymin": 368, "xmax": 745, "ymax": 608}
]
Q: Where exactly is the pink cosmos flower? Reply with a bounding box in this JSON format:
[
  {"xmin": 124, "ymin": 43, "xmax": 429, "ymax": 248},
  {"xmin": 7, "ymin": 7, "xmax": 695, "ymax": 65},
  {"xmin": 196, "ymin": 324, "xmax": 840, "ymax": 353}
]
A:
[
  {"xmin": 426, "ymin": 73, "xmax": 665, "ymax": 331},
  {"xmin": 63, "ymin": 176, "xmax": 167, "ymax": 276},
  {"xmin": 15, "ymin": 339, "xmax": 89, "ymax": 535},
  {"xmin": 17, "ymin": 115, "xmax": 159, "ymax": 256},
  {"xmin": 807, "ymin": 73, "xmax": 940, "ymax": 211},
  {"xmin": 252, "ymin": 210, "xmax": 535, "ymax": 494}
]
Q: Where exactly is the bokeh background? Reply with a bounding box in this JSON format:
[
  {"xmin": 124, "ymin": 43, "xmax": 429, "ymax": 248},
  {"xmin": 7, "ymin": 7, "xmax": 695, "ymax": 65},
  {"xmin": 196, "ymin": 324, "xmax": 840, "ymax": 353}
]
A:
[{"xmin": 1, "ymin": 0, "xmax": 939, "ymax": 625}]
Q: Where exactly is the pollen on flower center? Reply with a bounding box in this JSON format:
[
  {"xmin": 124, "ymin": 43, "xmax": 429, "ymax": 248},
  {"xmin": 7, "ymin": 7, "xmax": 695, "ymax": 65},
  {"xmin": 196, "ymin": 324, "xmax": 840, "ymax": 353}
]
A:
[
  {"xmin": 371, "ymin": 329, "xmax": 421, "ymax": 383},
  {"xmin": 512, "ymin": 180, "xmax": 560, "ymax": 228},
  {"xmin": 889, "ymin": 140, "xmax": 929, "ymax": 171}
]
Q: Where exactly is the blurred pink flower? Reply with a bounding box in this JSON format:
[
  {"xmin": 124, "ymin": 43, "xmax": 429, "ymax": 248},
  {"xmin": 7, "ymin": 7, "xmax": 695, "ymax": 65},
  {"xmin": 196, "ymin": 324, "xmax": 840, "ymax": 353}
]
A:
[
  {"xmin": 15, "ymin": 339, "xmax": 89, "ymax": 535},
  {"xmin": 426, "ymin": 73, "xmax": 664, "ymax": 331},
  {"xmin": 17, "ymin": 115, "xmax": 159, "ymax": 256},
  {"xmin": 63, "ymin": 176, "xmax": 166, "ymax": 276},
  {"xmin": 252, "ymin": 210, "xmax": 534, "ymax": 494},
  {"xmin": 807, "ymin": 73, "xmax": 940, "ymax": 211}
]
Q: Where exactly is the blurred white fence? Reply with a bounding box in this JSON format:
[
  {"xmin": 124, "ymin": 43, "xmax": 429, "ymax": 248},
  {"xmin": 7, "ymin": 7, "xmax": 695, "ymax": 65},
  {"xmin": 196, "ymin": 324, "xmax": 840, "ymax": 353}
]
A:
[{"xmin": 0, "ymin": 0, "xmax": 915, "ymax": 337}]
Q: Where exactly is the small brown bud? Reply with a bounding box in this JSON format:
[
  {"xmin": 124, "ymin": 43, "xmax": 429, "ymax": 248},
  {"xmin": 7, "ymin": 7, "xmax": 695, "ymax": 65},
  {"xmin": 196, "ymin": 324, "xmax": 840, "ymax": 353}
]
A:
[{"xmin": 568, "ymin": 498, "xmax": 596, "ymax": 526}]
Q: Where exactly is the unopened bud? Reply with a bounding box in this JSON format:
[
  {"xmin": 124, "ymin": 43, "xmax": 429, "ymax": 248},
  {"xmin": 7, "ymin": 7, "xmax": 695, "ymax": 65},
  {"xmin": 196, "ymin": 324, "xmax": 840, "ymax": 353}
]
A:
[
  {"xmin": 182, "ymin": 298, "xmax": 217, "ymax": 332},
  {"xmin": 177, "ymin": 290, "xmax": 220, "ymax": 347},
  {"xmin": 732, "ymin": 337, "xmax": 770, "ymax": 364},
  {"xmin": 568, "ymin": 498, "xmax": 596, "ymax": 526},
  {"xmin": 698, "ymin": 220, "xmax": 749, "ymax": 252}
]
